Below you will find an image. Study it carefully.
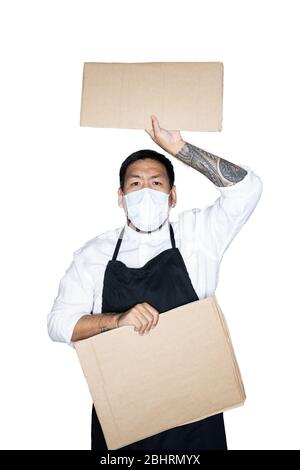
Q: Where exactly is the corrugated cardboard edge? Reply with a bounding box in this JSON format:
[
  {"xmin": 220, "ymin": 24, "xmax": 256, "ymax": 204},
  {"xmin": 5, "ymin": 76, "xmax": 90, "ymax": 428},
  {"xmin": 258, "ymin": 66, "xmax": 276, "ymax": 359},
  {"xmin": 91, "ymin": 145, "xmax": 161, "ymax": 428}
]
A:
[
  {"xmin": 74, "ymin": 338, "xmax": 123, "ymax": 447},
  {"xmin": 212, "ymin": 296, "xmax": 246, "ymax": 402},
  {"xmin": 218, "ymin": 62, "xmax": 224, "ymax": 131},
  {"xmin": 174, "ymin": 296, "xmax": 246, "ymax": 429},
  {"xmin": 79, "ymin": 63, "xmax": 86, "ymax": 127}
]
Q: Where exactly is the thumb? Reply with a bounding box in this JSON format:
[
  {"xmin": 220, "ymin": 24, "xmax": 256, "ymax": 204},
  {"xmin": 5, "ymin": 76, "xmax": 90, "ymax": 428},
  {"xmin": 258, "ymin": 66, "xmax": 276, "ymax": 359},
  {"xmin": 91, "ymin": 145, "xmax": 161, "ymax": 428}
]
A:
[
  {"xmin": 151, "ymin": 115, "xmax": 161, "ymax": 135},
  {"xmin": 145, "ymin": 128, "xmax": 154, "ymax": 137}
]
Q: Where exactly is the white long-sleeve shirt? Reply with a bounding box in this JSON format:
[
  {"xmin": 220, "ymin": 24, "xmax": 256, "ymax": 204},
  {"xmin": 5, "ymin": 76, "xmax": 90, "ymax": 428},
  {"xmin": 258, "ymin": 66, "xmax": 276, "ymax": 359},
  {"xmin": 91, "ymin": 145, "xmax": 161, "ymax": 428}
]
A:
[{"xmin": 47, "ymin": 165, "xmax": 263, "ymax": 346}]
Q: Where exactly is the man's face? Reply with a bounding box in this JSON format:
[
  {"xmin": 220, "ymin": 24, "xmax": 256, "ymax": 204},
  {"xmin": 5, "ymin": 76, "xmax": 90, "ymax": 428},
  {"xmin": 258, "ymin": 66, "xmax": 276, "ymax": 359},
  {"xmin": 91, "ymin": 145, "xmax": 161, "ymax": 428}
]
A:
[{"xmin": 118, "ymin": 158, "xmax": 177, "ymax": 208}]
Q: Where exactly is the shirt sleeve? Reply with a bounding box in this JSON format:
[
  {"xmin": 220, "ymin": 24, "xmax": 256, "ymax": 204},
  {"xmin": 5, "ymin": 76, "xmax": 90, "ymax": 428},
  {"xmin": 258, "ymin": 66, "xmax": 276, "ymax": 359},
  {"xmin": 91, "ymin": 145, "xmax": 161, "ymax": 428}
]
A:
[
  {"xmin": 47, "ymin": 252, "xmax": 94, "ymax": 346},
  {"xmin": 179, "ymin": 165, "xmax": 263, "ymax": 262}
]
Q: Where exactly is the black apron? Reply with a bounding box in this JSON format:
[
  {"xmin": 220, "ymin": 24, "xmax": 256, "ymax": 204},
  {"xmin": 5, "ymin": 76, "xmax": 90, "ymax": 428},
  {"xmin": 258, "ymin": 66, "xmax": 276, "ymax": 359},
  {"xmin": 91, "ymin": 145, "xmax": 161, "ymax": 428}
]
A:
[{"xmin": 91, "ymin": 222, "xmax": 227, "ymax": 450}]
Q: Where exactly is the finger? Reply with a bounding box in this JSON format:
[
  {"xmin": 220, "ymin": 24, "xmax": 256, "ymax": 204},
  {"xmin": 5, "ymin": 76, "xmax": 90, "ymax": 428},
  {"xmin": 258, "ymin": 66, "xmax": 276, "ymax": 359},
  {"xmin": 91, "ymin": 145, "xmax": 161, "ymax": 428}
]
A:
[
  {"xmin": 151, "ymin": 115, "xmax": 161, "ymax": 135},
  {"xmin": 143, "ymin": 303, "xmax": 160, "ymax": 327},
  {"xmin": 139, "ymin": 306, "xmax": 156, "ymax": 334},
  {"xmin": 140, "ymin": 309, "xmax": 157, "ymax": 332},
  {"xmin": 145, "ymin": 129, "xmax": 154, "ymax": 138},
  {"xmin": 139, "ymin": 309, "xmax": 152, "ymax": 335},
  {"xmin": 135, "ymin": 311, "xmax": 148, "ymax": 335},
  {"xmin": 132, "ymin": 316, "xmax": 143, "ymax": 333}
]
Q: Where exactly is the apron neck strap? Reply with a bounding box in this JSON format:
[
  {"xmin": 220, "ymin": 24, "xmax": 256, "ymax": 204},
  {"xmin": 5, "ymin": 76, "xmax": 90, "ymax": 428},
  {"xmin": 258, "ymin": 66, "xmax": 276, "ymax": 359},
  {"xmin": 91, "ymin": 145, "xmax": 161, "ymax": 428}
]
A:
[
  {"xmin": 112, "ymin": 227, "xmax": 125, "ymax": 261},
  {"xmin": 169, "ymin": 222, "xmax": 176, "ymax": 249}
]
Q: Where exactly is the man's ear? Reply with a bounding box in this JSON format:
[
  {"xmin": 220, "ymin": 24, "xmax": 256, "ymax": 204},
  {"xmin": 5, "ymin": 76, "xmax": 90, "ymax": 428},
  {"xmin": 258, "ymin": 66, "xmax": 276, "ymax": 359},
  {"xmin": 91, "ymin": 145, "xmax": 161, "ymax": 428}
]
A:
[
  {"xmin": 118, "ymin": 187, "xmax": 125, "ymax": 208},
  {"xmin": 169, "ymin": 185, "xmax": 177, "ymax": 208}
]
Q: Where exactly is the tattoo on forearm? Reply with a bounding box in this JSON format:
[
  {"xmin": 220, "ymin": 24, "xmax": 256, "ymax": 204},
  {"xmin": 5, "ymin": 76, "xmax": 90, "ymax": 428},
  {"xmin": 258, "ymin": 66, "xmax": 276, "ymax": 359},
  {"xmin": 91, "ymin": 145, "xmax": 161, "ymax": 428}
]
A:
[{"xmin": 175, "ymin": 142, "xmax": 247, "ymax": 187}]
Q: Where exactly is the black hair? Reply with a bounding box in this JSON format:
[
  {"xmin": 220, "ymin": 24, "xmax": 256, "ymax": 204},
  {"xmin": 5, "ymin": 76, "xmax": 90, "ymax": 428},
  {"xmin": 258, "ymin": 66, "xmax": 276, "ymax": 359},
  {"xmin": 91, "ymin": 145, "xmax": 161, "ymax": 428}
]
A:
[{"xmin": 119, "ymin": 149, "xmax": 175, "ymax": 190}]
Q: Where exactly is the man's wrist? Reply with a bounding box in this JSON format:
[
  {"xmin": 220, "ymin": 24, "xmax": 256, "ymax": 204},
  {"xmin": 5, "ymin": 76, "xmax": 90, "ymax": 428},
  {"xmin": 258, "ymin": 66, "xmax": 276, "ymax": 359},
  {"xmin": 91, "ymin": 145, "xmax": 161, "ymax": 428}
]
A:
[
  {"xmin": 169, "ymin": 140, "xmax": 187, "ymax": 157},
  {"xmin": 97, "ymin": 312, "xmax": 120, "ymax": 334}
]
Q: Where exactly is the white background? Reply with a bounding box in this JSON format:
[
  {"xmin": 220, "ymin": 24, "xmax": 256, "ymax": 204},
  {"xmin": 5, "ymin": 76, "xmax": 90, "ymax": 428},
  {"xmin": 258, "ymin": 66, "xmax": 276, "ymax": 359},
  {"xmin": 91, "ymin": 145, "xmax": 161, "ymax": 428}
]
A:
[{"xmin": 0, "ymin": 0, "xmax": 299, "ymax": 450}]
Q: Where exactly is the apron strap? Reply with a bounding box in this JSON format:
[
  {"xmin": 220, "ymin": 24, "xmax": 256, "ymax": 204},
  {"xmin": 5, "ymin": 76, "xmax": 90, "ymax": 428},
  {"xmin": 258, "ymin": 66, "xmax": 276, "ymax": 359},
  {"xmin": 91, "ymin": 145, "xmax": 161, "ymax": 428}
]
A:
[
  {"xmin": 112, "ymin": 221, "xmax": 176, "ymax": 261},
  {"xmin": 169, "ymin": 222, "xmax": 176, "ymax": 249},
  {"xmin": 112, "ymin": 226, "xmax": 125, "ymax": 261}
]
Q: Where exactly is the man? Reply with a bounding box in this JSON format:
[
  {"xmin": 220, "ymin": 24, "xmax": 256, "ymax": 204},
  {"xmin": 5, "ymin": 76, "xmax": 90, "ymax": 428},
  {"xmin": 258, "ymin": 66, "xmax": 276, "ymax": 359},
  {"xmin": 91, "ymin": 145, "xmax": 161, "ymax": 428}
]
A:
[{"xmin": 48, "ymin": 115, "xmax": 263, "ymax": 450}]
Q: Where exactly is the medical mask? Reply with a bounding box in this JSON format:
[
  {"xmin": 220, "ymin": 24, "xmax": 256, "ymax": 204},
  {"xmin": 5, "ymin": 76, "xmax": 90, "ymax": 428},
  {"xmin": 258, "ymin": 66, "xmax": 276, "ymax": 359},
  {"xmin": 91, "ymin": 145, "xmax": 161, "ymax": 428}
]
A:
[{"xmin": 123, "ymin": 188, "xmax": 170, "ymax": 232}]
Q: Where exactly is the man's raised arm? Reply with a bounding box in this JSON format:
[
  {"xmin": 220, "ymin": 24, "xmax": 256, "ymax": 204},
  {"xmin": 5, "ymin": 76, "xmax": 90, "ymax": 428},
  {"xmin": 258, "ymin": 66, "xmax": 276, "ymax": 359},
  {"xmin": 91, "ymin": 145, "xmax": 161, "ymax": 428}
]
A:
[
  {"xmin": 145, "ymin": 114, "xmax": 247, "ymax": 187},
  {"xmin": 174, "ymin": 141, "xmax": 247, "ymax": 187}
]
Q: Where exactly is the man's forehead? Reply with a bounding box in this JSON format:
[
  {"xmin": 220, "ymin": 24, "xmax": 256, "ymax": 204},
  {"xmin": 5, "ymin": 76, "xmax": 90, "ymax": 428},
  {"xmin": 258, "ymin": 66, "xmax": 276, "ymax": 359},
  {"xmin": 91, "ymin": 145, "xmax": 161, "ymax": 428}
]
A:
[{"xmin": 126, "ymin": 160, "xmax": 167, "ymax": 176}]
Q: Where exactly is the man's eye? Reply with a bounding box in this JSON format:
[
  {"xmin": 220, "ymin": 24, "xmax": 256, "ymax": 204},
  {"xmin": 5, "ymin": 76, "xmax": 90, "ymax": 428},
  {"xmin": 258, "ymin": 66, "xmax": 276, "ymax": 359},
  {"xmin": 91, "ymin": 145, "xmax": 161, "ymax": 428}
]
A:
[
  {"xmin": 130, "ymin": 182, "xmax": 139, "ymax": 186},
  {"xmin": 153, "ymin": 181, "xmax": 162, "ymax": 185}
]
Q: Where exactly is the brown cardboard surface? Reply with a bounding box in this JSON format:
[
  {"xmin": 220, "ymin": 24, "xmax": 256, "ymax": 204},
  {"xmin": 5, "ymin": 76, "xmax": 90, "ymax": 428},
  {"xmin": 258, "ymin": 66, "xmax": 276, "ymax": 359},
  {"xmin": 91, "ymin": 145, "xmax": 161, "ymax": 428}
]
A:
[
  {"xmin": 74, "ymin": 296, "xmax": 245, "ymax": 450},
  {"xmin": 80, "ymin": 62, "xmax": 223, "ymax": 131}
]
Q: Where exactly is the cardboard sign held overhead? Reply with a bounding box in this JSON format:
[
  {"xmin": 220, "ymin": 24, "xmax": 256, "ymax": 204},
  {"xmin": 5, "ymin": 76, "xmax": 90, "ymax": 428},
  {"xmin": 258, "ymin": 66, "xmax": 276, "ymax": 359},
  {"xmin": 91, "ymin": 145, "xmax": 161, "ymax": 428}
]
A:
[
  {"xmin": 80, "ymin": 62, "xmax": 223, "ymax": 131},
  {"xmin": 75, "ymin": 296, "xmax": 245, "ymax": 450}
]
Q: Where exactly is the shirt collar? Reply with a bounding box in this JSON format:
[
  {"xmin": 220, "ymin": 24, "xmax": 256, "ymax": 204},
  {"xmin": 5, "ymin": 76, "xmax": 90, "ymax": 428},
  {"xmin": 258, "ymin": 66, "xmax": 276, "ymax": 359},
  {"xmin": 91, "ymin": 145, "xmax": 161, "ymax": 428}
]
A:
[{"xmin": 123, "ymin": 217, "xmax": 171, "ymax": 242}]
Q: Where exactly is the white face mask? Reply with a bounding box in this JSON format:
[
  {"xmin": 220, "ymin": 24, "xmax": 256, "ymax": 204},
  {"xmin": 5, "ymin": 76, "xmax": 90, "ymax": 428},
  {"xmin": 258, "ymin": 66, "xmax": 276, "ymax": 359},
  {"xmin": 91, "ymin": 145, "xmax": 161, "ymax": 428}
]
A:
[{"xmin": 123, "ymin": 188, "xmax": 170, "ymax": 232}]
